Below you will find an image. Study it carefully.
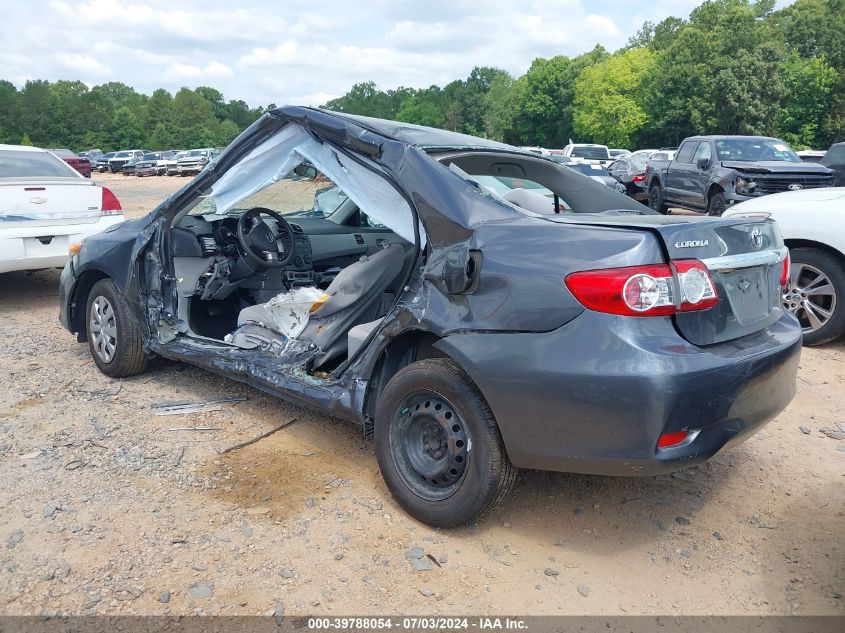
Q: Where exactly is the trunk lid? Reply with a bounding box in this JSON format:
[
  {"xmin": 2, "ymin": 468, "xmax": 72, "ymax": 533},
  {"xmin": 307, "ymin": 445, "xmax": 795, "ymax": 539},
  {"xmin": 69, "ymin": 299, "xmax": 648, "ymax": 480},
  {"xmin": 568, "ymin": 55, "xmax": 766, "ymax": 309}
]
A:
[
  {"xmin": 547, "ymin": 213, "xmax": 787, "ymax": 345},
  {"xmin": 0, "ymin": 178, "xmax": 103, "ymax": 227}
]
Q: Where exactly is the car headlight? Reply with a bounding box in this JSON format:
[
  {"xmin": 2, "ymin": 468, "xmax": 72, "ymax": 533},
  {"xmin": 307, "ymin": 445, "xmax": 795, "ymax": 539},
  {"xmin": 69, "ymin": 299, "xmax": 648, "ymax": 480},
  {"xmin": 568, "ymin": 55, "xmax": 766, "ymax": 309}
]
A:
[{"xmin": 736, "ymin": 176, "xmax": 756, "ymax": 195}]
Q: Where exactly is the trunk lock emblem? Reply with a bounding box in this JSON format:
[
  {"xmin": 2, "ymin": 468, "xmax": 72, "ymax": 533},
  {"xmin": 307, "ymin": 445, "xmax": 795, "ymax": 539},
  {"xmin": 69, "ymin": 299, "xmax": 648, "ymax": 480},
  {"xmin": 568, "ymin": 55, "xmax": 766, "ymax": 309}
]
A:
[
  {"xmin": 29, "ymin": 196, "xmax": 47, "ymax": 204},
  {"xmin": 750, "ymin": 227, "xmax": 763, "ymax": 250}
]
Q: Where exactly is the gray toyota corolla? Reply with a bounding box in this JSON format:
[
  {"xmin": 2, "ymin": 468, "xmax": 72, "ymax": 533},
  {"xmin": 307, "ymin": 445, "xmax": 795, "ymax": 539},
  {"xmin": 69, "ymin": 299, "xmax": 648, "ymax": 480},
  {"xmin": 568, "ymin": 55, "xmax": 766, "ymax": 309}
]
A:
[{"xmin": 59, "ymin": 107, "xmax": 802, "ymax": 527}]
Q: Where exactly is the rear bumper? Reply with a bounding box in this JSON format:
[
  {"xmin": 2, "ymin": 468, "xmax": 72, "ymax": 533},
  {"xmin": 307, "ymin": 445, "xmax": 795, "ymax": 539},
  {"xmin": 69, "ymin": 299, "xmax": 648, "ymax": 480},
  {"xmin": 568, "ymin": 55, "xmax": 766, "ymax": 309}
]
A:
[
  {"xmin": 435, "ymin": 312, "xmax": 802, "ymax": 476},
  {"xmin": 0, "ymin": 216, "xmax": 125, "ymax": 274}
]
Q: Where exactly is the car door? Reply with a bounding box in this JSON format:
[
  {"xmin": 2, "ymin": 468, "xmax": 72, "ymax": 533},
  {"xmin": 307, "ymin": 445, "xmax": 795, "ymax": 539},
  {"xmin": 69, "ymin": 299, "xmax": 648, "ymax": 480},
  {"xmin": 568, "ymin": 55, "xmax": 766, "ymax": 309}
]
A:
[
  {"xmin": 665, "ymin": 141, "xmax": 699, "ymax": 205},
  {"xmin": 690, "ymin": 141, "xmax": 713, "ymax": 206}
]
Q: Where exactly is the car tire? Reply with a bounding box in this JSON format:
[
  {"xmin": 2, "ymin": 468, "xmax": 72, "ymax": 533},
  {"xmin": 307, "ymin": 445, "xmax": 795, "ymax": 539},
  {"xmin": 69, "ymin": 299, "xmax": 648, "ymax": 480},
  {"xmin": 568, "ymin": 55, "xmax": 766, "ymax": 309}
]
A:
[
  {"xmin": 85, "ymin": 279, "xmax": 149, "ymax": 378},
  {"xmin": 785, "ymin": 247, "xmax": 845, "ymax": 346},
  {"xmin": 708, "ymin": 191, "xmax": 727, "ymax": 216},
  {"xmin": 374, "ymin": 358, "xmax": 517, "ymax": 528},
  {"xmin": 648, "ymin": 184, "xmax": 667, "ymax": 213}
]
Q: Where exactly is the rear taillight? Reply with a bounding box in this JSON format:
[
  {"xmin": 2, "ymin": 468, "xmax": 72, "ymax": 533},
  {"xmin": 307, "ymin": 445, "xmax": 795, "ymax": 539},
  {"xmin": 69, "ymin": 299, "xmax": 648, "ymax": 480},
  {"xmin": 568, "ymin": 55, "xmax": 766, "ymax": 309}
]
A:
[
  {"xmin": 672, "ymin": 260, "xmax": 719, "ymax": 312},
  {"xmin": 101, "ymin": 187, "xmax": 122, "ymax": 216},
  {"xmin": 633, "ymin": 173, "xmax": 646, "ymax": 183},
  {"xmin": 565, "ymin": 259, "xmax": 718, "ymax": 317},
  {"xmin": 780, "ymin": 251, "xmax": 791, "ymax": 288}
]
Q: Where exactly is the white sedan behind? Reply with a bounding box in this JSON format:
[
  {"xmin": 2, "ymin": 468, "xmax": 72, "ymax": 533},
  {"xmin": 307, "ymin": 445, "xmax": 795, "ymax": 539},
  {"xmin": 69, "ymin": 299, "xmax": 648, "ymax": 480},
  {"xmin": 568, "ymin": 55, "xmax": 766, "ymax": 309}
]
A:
[
  {"xmin": 725, "ymin": 187, "xmax": 845, "ymax": 345},
  {"xmin": 0, "ymin": 145, "xmax": 125, "ymax": 274}
]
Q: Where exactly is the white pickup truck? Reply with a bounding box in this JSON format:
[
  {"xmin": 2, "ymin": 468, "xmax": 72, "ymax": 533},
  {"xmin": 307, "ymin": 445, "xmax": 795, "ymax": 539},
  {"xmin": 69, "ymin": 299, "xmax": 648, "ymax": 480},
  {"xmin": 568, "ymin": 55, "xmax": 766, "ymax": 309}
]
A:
[{"xmin": 0, "ymin": 144, "xmax": 125, "ymax": 273}]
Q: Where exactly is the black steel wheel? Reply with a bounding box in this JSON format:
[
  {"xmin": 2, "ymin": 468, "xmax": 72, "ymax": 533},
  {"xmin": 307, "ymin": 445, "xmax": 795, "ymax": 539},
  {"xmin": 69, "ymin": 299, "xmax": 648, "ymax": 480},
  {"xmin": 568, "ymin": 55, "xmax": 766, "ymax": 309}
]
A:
[
  {"xmin": 375, "ymin": 358, "xmax": 516, "ymax": 528},
  {"xmin": 389, "ymin": 393, "xmax": 470, "ymax": 501}
]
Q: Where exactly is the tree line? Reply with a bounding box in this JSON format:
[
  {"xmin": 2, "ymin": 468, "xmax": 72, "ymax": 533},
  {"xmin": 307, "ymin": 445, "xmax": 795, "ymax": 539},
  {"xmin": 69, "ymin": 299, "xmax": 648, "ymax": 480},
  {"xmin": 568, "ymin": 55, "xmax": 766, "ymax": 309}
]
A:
[
  {"xmin": 0, "ymin": 0, "xmax": 842, "ymax": 153},
  {"xmin": 325, "ymin": 0, "xmax": 845, "ymax": 150},
  {"xmin": 0, "ymin": 81, "xmax": 267, "ymax": 152}
]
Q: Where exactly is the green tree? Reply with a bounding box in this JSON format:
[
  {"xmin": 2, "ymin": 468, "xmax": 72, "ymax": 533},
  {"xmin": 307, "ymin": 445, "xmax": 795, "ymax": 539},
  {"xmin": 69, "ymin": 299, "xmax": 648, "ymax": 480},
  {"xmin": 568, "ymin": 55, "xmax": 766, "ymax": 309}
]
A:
[
  {"xmin": 215, "ymin": 119, "xmax": 241, "ymax": 146},
  {"xmin": 483, "ymin": 73, "xmax": 516, "ymax": 141},
  {"xmin": 0, "ymin": 80, "xmax": 18, "ymax": 144},
  {"xmin": 20, "ymin": 132, "xmax": 32, "ymax": 146},
  {"xmin": 108, "ymin": 106, "xmax": 144, "ymax": 149},
  {"xmin": 777, "ymin": 53, "xmax": 837, "ymax": 147},
  {"xmin": 573, "ymin": 48, "xmax": 655, "ymax": 148},
  {"xmin": 395, "ymin": 92, "xmax": 446, "ymax": 128}
]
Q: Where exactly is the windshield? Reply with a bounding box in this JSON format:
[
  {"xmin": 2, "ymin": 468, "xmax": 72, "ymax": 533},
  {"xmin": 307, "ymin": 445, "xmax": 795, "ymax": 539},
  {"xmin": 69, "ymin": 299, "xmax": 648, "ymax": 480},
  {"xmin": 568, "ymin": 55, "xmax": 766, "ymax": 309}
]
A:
[
  {"xmin": 187, "ymin": 150, "xmax": 208, "ymax": 157},
  {"xmin": 142, "ymin": 153, "xmax": 159, "ymax": 160},
  {"xmin": 570, "ymin": 146, "xmax": 609, "ymax": 160},
  {"xmin": 0, "ymin": 150, "xmax": 76, "ymax": 178},
  {"xmin": 114, "ymin": 151, "xmax": 132, "ymax": 158},
  {"xmin": 715, "ymin": 138, "xmax": 800, "ymax": 162},
  {"xmin": 189, "ymin": 161, "xmax": 350, "ymax": 220}
]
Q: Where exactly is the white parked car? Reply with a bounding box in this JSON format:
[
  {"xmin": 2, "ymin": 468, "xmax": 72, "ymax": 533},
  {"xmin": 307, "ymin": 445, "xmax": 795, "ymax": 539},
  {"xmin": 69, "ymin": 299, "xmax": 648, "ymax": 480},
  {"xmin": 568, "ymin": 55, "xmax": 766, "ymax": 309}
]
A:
[
  {"xmin": 0, "ymin": 144, "xmax": 124, "ymax": 274},
  {"xmin": 561, "ymin": 143, "xmax": 612, "ymax": 166},
  {"xmin": 725, "ymin": 187, "xmax": 845, "ymax": 345}
]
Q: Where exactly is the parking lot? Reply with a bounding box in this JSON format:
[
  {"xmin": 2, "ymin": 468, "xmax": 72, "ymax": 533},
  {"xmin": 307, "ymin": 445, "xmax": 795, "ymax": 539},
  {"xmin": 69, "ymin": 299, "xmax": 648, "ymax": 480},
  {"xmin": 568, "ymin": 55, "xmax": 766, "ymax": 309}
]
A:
[{"xmin": 0, "ymin": 172, "xmax": 843, "ymax": 617}]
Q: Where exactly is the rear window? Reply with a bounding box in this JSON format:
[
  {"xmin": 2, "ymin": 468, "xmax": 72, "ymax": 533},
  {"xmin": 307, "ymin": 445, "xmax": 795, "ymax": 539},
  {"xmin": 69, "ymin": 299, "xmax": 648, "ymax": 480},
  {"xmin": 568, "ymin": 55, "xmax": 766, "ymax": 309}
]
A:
[
  {"xmin": 0, "ymin": 150, "xmax": 76, "ymax": 178},
  {"xmin": 570, "ymin": 146, "xmax": 609, "ymax": 160},
  {"xmin": 143, "ymin": 153, "xmax": 159, "ymax": 160},
  {"xmin": 49, "ymin": 149, "xmax": 76, "ymax": 158}
]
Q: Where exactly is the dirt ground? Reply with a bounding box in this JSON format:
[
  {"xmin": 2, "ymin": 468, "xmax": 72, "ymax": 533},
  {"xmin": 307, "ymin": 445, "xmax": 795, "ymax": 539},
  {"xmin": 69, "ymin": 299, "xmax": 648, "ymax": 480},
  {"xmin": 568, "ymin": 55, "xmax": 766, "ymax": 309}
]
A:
[{"xmin": 0, "ymin": 172, "xmax": 843, "ymax": 617}]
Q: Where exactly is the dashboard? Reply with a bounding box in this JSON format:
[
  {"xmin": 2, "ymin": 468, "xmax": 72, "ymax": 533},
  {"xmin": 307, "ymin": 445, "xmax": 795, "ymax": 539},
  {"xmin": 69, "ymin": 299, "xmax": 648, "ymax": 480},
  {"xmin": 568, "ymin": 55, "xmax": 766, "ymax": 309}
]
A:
[{"xmin": 171, "ymin": 212, "xmax": 410, "ymax": 289}]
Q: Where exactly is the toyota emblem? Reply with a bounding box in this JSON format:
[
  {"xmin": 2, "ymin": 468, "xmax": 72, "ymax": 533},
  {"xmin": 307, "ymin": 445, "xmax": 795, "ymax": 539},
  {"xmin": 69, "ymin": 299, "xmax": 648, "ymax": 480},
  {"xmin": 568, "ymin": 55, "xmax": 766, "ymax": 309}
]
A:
[{"xmin": 750, "ymin": 227, "xmax": 763, "ymax": 250}]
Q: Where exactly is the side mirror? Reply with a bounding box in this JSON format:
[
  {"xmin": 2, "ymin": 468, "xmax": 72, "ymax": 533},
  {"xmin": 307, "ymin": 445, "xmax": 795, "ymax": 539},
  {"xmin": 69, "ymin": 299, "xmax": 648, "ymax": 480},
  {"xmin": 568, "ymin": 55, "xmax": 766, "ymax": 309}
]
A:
[{"xmin": 697, "ymin": 158, "xmax": 711, "ymax": 170}]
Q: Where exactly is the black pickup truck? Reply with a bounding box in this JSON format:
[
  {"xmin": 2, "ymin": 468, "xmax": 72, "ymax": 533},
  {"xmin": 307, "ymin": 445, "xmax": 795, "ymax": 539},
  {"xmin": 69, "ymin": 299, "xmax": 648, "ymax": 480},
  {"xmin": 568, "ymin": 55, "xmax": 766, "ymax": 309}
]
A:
[{"xmin": 646, "ymin": 135, "xmax": 834, "ymax": 216}]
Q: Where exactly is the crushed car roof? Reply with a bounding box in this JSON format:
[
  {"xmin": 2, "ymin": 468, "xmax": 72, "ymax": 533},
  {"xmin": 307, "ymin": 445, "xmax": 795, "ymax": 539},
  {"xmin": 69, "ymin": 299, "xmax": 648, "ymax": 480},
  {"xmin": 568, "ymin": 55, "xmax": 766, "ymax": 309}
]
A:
[{"xmin": 271, "ymin": 106, "xmax": 516, "ymax": 152}]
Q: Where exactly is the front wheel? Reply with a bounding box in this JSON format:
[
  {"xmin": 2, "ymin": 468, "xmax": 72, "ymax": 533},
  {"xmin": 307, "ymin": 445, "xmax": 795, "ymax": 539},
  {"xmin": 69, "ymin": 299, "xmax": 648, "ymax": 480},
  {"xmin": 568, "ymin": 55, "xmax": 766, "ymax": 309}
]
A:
[
  {"xmin": 708, "ymin": 191, "xmax": 727, "ymax": 216},
  {"xmin": 784, "ymin": 247, "xmax": 845, "ymax": 346},
  {"xmin": 86, "ymin": 279, "xmax": 149, "ymax": 377},
  {"xmin": 648, "ymin": 184, "xmax": 667, "ymax": 213},
  {"xmin": 374, "ymin": 359, "xmax": 516, "ymax": 528}
]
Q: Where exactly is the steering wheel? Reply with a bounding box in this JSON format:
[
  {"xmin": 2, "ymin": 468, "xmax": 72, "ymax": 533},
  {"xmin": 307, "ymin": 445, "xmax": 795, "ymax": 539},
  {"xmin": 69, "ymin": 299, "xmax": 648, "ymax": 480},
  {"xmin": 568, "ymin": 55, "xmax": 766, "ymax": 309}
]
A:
[{"xmin": 236, "ymin": 207, "xmax": 297, "ymax": 269}]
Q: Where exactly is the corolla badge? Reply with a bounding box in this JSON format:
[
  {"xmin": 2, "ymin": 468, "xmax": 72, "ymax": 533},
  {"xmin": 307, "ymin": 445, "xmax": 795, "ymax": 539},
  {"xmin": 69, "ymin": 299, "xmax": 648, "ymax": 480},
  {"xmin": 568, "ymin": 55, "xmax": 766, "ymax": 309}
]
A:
[
  {"xmin": 788, "ymin": 184, "xmax": 803, "ymax": 191},
  {"xmin": 675, "ymin": 239, "xmax": 709, "ymax": 249},
  {"xmin": 29, "ymin": 196, "xmax": 47, "ymax": 204},
  {"xmin": 750, "ymin": 227, "xmax": 763, "ymax": 250}
]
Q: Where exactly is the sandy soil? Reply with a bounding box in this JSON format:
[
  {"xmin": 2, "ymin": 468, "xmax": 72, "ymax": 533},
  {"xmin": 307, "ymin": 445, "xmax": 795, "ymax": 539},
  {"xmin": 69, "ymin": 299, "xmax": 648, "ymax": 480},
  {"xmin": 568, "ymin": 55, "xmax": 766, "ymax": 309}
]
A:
[{"xmin": 0, "ymin": 175, "xmax": 842, "ymax": 617}]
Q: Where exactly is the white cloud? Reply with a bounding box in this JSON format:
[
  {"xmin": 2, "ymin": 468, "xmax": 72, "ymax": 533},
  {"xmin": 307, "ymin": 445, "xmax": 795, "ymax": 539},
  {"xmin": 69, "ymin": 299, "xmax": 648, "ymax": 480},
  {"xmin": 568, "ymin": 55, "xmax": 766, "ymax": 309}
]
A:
[
  {"xmin": 7, "ymin": 0, "xmax": 799, "ymax": 108},
  {"xmin": 54, "ymin": 54, "xmax": 111, "ymax": 76}
]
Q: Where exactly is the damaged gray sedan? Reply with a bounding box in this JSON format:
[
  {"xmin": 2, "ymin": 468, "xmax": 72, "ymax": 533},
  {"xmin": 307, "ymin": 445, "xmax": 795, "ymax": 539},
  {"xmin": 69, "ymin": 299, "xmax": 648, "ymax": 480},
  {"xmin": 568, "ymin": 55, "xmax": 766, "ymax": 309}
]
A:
[{"xmin": 60, "ymin": 107, "xmax": 801, "ymax": 527}]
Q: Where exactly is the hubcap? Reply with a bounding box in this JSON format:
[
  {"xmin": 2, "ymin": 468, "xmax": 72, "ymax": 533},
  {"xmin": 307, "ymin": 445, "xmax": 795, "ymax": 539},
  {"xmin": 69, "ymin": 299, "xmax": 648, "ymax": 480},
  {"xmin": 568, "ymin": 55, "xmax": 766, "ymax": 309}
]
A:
[
  {"xmin": 783, "ymin": 262, "xmax": 836, "ymax": 334},
  {"xmin": 89, "ymin": 295, "xmax": 118, "ymax": 363},
  {"xmin": 389, "ymin": 393, "xmax": 470, "ymax": 501}
]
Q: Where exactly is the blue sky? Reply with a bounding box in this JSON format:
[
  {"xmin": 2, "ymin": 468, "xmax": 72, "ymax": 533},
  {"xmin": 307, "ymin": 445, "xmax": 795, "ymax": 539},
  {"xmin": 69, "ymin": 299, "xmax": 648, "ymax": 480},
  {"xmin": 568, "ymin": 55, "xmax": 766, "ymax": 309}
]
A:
[{"xmin": 0, "ymin": 0, "xmax": 796, "ymax": 107}]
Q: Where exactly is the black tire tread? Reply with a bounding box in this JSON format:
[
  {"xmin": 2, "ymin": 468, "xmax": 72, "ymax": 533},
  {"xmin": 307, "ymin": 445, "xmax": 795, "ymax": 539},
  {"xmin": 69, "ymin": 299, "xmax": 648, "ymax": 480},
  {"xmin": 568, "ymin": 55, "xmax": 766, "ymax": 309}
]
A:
[
  {"xmin": 375, "ymin": 358, "xmax": 516, "ymax": 527},
  {"xmin": 789, "ymin": 247, "xmax": 845, "ymax": 346},
  {"xmin": 86, "ymin": 279, "xmax": 148, "ymax": 377}
]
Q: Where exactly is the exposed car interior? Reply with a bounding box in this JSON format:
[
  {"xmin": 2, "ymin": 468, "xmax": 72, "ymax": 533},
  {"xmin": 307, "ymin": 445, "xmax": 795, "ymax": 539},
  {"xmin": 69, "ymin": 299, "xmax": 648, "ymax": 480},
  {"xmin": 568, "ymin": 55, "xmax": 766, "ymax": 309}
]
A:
[
  {"xmin": 163, "ymin": 125, "xmax": 649, "ymax": 373},
  {"xmin": 168, "ymin": 161, "xmax": 416, "ymax": 370}
]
